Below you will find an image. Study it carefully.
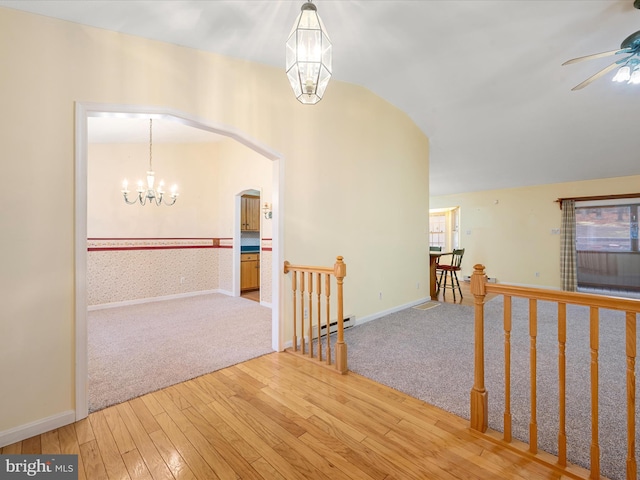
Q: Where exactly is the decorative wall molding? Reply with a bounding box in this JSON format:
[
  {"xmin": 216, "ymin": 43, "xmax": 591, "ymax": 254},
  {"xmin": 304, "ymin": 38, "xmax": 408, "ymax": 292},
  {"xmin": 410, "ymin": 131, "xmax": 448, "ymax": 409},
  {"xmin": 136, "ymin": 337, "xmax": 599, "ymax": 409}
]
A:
[
  {"xmin": 219, "ymin": 237, "xmax": 234, "ymax": 249},
  {"xmin": 88, "ymin": 238, "xmax": 221, "ymax": 251},
  {"xmin": 261, "ymin": 238, "xmax": 273, "ymax": 251}
]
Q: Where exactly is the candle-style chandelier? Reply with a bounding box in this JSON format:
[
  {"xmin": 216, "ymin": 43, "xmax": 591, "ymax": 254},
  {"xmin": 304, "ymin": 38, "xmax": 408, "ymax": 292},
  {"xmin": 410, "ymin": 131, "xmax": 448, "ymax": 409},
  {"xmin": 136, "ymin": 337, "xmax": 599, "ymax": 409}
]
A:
[{"xmin": 121, "ymin": 119, "xmax": 178, "ymax": 206}]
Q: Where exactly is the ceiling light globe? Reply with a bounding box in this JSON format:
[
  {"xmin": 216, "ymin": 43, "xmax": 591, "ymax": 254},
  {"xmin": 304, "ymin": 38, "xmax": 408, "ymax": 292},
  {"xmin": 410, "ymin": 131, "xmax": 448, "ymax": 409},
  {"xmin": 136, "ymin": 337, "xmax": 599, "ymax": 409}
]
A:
[{"xmin": 612, "ymin": 65, "xmax": 631, "ymax": 82}]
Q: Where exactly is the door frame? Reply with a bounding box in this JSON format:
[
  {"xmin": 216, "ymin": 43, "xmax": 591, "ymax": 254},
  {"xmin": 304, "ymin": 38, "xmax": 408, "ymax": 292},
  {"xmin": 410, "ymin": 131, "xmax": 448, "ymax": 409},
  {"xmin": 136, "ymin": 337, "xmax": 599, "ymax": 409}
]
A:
[{"xmin": 74, "ymin": 102, "xmax": 284, "ymax": 420}]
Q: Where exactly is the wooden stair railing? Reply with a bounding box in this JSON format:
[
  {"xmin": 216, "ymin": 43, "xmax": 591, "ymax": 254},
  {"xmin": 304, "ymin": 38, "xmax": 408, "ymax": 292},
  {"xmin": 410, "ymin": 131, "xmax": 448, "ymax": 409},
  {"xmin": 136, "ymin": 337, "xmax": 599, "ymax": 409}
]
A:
[
  {"xmin": 470, "ymin": 264, "xmax": 640, "ymax": 480},
  {"xmin": 283, "ymin": 256, "xmax": 347, "ymax": 374}
]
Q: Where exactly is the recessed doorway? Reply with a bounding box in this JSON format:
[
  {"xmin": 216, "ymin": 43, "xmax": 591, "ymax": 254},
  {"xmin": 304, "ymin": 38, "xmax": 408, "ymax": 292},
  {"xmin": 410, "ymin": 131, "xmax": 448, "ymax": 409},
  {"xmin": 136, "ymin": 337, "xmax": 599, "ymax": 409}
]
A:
[{"xmin": 240, "ymin": 191, "xmax": 262, "ymax": 302}]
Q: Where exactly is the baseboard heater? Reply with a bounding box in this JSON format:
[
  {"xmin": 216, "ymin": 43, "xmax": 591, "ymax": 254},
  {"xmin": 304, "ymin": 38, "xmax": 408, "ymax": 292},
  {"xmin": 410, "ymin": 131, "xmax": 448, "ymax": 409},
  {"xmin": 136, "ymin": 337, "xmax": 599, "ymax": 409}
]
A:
[
  {"xmin": 463, "ymin": 275, "xmax": 497, "ymax": 283},
  {"xmin": 315, "ymin": 316, "xmax": 355, "ymax": 338}
]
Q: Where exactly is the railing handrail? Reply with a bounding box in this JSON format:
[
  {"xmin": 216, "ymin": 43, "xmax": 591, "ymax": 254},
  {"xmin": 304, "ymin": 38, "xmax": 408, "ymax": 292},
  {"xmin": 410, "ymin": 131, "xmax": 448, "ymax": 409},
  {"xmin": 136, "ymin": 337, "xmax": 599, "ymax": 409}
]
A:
[
  {"xmin": 470, "ymin": 263, "xmax": 639, "ymax": 480},
  {"xmin": 483, "ymin": 282, "xmax": 640, "ymax": 312},
  {"xmin": 283, "ymin": 256, "xmax": 347, "ymax": 374},
  {"xmin": 283, "ymin": 261, "xmax": 338, "ymax": 276}
]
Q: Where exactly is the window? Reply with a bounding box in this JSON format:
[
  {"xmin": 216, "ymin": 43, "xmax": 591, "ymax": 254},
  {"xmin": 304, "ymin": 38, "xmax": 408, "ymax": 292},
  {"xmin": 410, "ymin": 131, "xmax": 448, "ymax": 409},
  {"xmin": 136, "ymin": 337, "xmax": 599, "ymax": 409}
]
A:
[
  {"xmin": 576, "ymin": 203, "xmax": 639, "ymax": 252},
  {"xmin": 429, "ymin": 207, "xmax": 459, "ymax": 251},
  {"xmin": 429, "ymin": 213, "xmax": 446, "ymax": 248}
]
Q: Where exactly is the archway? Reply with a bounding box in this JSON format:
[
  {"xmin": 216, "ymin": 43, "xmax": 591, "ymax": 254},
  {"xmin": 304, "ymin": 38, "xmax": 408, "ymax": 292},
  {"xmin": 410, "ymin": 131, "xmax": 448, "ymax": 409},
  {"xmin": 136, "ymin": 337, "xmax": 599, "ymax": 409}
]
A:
[{"xmin": 74, "ymin": 102, "xmax": 284, "ymax": 419}]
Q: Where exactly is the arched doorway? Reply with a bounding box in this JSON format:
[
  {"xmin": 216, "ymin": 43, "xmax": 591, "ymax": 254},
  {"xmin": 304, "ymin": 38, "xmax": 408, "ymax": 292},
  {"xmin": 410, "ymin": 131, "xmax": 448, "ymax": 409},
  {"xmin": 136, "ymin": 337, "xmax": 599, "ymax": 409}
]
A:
[{"xmin": 74, "ymin": 102, "xmax": 283, "ymax": 419}]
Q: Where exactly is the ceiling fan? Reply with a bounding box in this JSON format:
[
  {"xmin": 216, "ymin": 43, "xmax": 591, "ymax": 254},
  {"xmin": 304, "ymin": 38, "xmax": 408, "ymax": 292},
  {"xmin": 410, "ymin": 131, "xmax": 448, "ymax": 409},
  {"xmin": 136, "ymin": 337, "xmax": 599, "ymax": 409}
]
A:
[{"xmin": 563, "ymin": 0, "xmax": 640, "ymax": 90}]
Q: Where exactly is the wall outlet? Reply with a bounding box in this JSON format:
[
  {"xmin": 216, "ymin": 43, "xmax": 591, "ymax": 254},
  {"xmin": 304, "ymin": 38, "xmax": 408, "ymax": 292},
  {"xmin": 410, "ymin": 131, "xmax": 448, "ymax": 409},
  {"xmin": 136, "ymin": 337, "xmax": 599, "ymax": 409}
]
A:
[
  {"xmin": 304, "ymin": 308, "xmax": 308, "ymax": 319},
  {"xmin": 416, "ymin": 282, "xmax": 420, "ymax": 290},
  {"xmin": 551, "ymin": 228, "xmax": 560, "ymax": 235},
  {"xmin": 379, "ymin": 292, "xmax": 383, "ymax": 300},
  {"xmin": 535, "ymin": 272, "xmax": 540, "ymax": 277},
  {"xmin": 180, "ymin": 276, "xmax": 185, "ymax": 284}
]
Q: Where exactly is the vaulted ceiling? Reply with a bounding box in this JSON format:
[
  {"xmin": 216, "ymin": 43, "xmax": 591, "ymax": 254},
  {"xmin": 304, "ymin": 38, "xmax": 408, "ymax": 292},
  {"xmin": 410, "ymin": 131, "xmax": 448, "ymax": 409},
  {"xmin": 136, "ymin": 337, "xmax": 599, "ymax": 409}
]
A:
[{"xmin": 3, "ymin": 0, "xmax": 640, "ymax": 195}]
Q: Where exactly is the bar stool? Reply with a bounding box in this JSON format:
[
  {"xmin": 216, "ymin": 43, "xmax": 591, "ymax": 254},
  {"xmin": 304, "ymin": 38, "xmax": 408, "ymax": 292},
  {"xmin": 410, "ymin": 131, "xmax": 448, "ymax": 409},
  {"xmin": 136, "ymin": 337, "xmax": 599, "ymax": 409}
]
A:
[{"xmin": 436, "ymin": 248, "xmax": 465, "ymax": 300}]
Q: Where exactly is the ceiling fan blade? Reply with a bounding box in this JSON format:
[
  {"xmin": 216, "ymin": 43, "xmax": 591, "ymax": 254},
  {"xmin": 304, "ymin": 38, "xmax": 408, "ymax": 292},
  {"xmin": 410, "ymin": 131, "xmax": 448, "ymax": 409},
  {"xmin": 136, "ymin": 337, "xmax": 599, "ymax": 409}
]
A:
[
  {"xmin": 562, "ymin": 48, "xmax": 627, "ymax": 66},
  {"xmin": 570, "ymin": 58, "xmax": 627, "ymax": 90}
]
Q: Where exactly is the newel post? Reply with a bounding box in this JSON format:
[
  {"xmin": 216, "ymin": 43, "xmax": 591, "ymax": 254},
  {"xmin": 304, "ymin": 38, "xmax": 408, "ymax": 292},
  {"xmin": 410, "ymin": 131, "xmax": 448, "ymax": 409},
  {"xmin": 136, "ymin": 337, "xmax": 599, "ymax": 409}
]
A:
[
  {"xmin": 470, "ymin": 264, "xmax": 488, "ymax": 432},
  {"xmin": 334, "ymin": 256, "xmax": 348, "ymax": 374}
]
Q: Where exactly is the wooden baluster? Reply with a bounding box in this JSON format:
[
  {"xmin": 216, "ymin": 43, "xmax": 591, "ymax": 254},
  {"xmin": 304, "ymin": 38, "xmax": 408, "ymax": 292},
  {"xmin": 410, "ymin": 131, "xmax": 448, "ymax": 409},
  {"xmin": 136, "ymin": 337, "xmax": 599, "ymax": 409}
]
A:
[
  {"xmin": 316, "ymin": 272, "xmax": 322, "ymax": 362},
  {"xmin": 470, "ymin": 264, "xmax": 488, "ymax": 432},
  {"xmin": 626, "ymin": 311, "xmax": 637, "ymax": 480},
  {"xmin": 334, "ymin": 256, "xmax": 347, "ymax": 374},
  {"xmin": 292, "ymin": 269, "xmax": 298, "ymax": 352},
  {"xmin": 503, "ymin": 295, "xmax": 512, "ymax": 443},
  {"xmin": 325, "ymin": 273, "xmax": 332, "ymax": 365},
  {"xmin": 558, "ymin": 302, "xmax": 567, "ymax": 467},
  {"xmin": 529, "ymin": 299, "xmax": 538, "ymax": 454},
  {"xmin": 308, "ymin": 272, "xmax": 313, "ymax": 358},
  {"xmin": 300, "ymin": 272, "xmax": 306, "ymax": 355},
  {"xmin": 590, "ymin": 307, "xmax": 600, "ymax": 479}
]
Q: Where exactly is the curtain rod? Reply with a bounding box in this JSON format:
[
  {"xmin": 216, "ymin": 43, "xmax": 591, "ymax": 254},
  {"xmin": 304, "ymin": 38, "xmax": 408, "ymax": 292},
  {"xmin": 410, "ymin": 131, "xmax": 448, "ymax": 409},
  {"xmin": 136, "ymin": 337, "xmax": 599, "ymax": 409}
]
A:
[{"xmin": 555, "ymin": 192, "xmax": 640, "ymax": 209}]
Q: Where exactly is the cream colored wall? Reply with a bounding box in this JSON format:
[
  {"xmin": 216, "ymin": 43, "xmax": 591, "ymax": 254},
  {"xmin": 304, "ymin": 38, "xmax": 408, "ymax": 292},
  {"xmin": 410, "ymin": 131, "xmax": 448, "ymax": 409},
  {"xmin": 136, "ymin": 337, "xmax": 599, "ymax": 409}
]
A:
[
  {"xmin": 89, "ymin": 143, "xmax": 218, "ymax": 237},
  {"xmin": 430, "ymin": 175, "xmax": 640, "ymax": 288},
  {"xmin": 282, "ymin": 93, "xmax": 430, "ymax": 319},
  {"xmin": 0, "ymin": 7, "xmax": 429, "ymax": 437},
  {"xmin": 89, "ymin": 140, "xmax": 273, "ymax": 239},
  {"xmin": 214, "ymin": 138, "xmax": 273, "ymax": 239}
]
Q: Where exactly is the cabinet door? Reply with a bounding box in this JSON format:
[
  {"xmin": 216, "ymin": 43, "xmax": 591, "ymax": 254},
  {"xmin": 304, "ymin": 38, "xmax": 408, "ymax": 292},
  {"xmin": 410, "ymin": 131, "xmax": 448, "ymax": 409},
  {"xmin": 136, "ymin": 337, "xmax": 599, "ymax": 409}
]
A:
[
  {"xmin": 241, "ymin": 260, "xmax": 255, "ymax": 290},
  {"xmin": 240, "ymin": 196, "xmax": 260, "ymax": 231},
  {"xmin": 240, "ymin": 197, "xmax": 249, "ymax": 231},
  {"xmin": 245, "ymin": 196, "xmax": 260, "ymax": 231},
  {"xmin": 241, "ymin": 253, "xmax": 260, "ymax": 290}
]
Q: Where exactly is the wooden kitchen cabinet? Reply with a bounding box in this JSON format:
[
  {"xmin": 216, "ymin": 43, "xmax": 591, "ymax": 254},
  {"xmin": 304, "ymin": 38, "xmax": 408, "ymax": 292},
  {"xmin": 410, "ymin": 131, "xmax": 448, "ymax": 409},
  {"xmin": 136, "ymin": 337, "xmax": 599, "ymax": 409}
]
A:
[
  {"xmin": 241, "ymin": 253, "xmax": 260, "ymax": 291},
  {"xmin": 241, "ymin": 195, "xmax": 260, "ymax": 231}
]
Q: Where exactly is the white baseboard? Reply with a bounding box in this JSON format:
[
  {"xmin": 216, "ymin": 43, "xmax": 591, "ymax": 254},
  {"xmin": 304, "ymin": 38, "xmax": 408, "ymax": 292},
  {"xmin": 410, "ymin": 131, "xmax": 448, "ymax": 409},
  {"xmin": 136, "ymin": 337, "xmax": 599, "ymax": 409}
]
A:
[
  {"xmin": 88, "ymin": 289, "xmax": 229, "ymax": 310},
  {"xmin": 260, "ymin": 301, "xmax": 273, "ymax": 308},
  {"xmin": 355, "ymin": 297, "xmax": 431, "ymax": 326},
  {"xmin": 0, "ymin": 410, "xmax": 75, "ymax": 448}
]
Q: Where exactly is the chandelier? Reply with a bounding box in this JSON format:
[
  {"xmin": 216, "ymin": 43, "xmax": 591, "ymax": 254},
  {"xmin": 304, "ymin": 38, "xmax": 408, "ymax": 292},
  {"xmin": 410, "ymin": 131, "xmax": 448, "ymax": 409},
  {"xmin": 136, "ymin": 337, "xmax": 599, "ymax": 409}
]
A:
[
  {"xmin": 285, "ymin": 1, "xmax": 332, "ymax": 105},
  {"xmin": 121, "ymin": 119, "xmax": 178, "ymax": 206}
]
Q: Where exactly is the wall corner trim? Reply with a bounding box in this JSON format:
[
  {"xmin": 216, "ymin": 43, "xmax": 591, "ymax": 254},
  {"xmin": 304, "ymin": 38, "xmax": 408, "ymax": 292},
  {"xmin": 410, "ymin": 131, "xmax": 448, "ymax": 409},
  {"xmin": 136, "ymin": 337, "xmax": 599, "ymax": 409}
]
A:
[{"xmin": 0, "ymin": 410, "xmax": 75, "ymax": 448}]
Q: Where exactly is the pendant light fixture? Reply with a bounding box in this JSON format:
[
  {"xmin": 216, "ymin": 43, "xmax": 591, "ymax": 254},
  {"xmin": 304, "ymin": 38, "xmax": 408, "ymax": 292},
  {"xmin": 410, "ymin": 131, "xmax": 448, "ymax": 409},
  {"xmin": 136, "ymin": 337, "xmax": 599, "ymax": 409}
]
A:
[
  {"xmin": 121, "ymin": 119, "xmax": 178, "ymax": 206},
  {"xmin": 286, "ymin": 1, "xmax": 332, "ymax": 105}
]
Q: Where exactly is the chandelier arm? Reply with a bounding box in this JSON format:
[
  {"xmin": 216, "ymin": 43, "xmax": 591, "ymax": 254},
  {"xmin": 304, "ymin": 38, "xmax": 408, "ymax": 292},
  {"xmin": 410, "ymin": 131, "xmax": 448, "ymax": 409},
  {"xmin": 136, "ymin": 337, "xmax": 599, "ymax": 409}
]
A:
[
  {"xmin": 163, "ymin": 196, "xmax": 178, "ymax": 206},
  {"xmin": 122, "ymin": 193, "xmax": 139, "ymax": 205}
]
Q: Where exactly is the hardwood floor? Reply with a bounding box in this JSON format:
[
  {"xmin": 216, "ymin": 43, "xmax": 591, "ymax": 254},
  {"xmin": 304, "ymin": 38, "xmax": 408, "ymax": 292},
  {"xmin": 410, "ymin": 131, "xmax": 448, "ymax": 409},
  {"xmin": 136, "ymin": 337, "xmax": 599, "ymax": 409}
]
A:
[
  {"xmin": 241, "ymin": 289, "xmax": 260, "ymax": 302},
  {"xmin": 3, "ymin": 353, "xmax": 580, "ymax": 480}
]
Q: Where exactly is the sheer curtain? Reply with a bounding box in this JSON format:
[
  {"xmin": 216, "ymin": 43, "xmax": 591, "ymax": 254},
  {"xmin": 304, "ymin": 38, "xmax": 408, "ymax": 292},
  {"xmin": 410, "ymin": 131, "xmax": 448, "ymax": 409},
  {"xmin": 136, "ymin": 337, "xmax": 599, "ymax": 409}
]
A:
[{"xmin": 560, "ymin": 199, "xmax": 577, "ymax": 291}]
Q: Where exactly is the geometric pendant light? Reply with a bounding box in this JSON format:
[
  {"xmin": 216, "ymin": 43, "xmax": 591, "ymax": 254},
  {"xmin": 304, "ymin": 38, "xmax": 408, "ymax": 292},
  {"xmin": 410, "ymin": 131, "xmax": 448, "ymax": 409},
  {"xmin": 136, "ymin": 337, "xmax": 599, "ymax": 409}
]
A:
[{"xmin": 286, "ymin": 1, "xmax": 332, "ymax": 104}]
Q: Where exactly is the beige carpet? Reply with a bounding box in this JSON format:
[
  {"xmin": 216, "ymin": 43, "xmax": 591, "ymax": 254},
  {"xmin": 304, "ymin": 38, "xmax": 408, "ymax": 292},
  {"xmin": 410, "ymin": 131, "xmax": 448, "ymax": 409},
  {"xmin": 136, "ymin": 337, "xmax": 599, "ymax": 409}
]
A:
[{"xmin": 88, "ymin": 293, "xmax": 273, "ymax": 412}]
